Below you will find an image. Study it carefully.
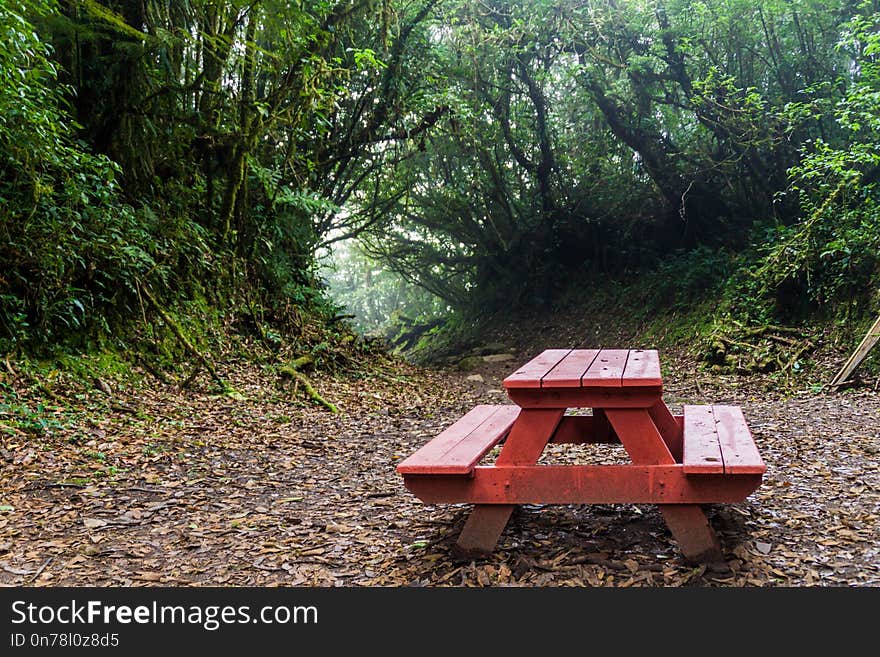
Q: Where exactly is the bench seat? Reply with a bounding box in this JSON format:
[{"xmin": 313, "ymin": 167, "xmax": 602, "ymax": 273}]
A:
[
  {"xmin": 396, "ymin": 405, "xmax": 521, "ymax": 475},
  {"xmin": 682, "ymin": 405, "xmax": 766, "ymax": 475}
]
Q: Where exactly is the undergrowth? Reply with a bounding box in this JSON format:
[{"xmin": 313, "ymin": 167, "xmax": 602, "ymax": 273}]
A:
[{"xmin": 392, "ymin": 243, "xmax": 878, "ymax": 390}]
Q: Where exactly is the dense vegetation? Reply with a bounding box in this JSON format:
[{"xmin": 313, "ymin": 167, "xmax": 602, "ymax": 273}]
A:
[
  {"xmin": 2, "ymin": 0, "xmax": 879, "ymax": 377},
  {"xmin": 351, "ymin": 1, "xmax": 880, "ymax": 326},
  {"xmin": 1, "ymin": 0, "xmax": 445, "ymax": 372}
]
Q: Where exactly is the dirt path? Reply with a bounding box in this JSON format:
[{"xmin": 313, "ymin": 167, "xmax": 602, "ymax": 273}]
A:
[{"xmin": 1, "ymin": 348, "xmax": 878, "ymax": 587}]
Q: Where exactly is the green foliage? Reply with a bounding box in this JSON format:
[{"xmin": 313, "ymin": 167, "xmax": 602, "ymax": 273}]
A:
[
  {"xmin": 641, "ymin": 246, "xmax": 733, "ymax": 314},
  {"xmin": 0, "ymin": 382, "xmax": 65, "ymax": 437},
  {"xmin": 0, "ymin": 0, "xmax": 156, "ymax": 349},
  {"xmin": 350, "ymin": 0, "xmax": 869, "ymax": 319},
  {"xmin": 718, "ymin": 11, "xmax": 880, "ymax": 330},
  {"xmin": 3, "ymin": 0, "xmax": 880, "ymax": 384},
  {"xmin": 0, "ymin": 0, "xmax": 434, "ymax": 357}
]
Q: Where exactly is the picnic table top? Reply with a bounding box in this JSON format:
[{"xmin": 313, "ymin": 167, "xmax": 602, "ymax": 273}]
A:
[{"xmin": 502, "ymin": 348, "xmax": 662, "ymax": 390}]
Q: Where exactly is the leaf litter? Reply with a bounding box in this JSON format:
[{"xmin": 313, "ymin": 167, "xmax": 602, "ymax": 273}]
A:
[{"xmin": 0, "ymin": 345, "xmax": 878, "ymax": 588}]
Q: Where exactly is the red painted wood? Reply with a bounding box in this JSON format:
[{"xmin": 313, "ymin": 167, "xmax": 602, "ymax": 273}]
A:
[
  {"xmin": 713, "ymin": 405, "xmax": 766, "ymax": 474},
  {"xmin": 549, "ymin": 416, "xmax": 621, "ymax": 444},
  {"xmin": 455, "ymin": 408, "xmax": 564, "ymax": 555},
  {"xmin": 503, "ymin": 349, "xmax": 571, "ymax": 389},
  {"xmin": 399, "ymin": 350, "xmax": 767, "ymax": 563},
  {"xmin": 581, "ymin": 349, "xmax": 629, "ymax": 387},
  {"xmin": 605, "ymin": 408, "xmax": 676, "ymax": 465},
  {"xmin": 550, "ymin": 415, "xmax": 593, "ymax": 443},
  {"xmin": 454, "ymin": 505, "xmax": 515, "ymax": 557},
  {"xmin": 506, "ymin": 387, "xmax": 661, "ymax": 409},
  {"xmin": 541, "ymin": 349, "xmax": 600, "ymax": 388},
  {"xmin": 396, "ymin": 405, "xmax": 517, "ymax": 475},
  {"xmin": 593, "ymin": 408, "xmax": 612, "ymax": 442},
  {"xmin": 682, "ymin": 405, "xmax": 724, "ymax": 474},
  {"xmin": 434, "ymin": 405, "xmax": 521, "ymax": 474},
  {"xmin": 622, "ymin": 349, "xmax": 663, "ymax": 387},
  {"xmin": 658, "ymin": 505, "xmax": 722, "ymax": 563},
  {"xmin": 649, "ymin": 400, "xmax": 683, "ymax": 462},
  {"xmin": 495, "ymin": 408, "xmax": 564, "ymax": 465},
  {"xmin": 402, "ymin": 465, "xmax": 763, "ymax": 504}
]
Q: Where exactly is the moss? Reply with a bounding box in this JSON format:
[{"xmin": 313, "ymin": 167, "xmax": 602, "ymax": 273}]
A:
[
  {"xmin": 53, "ymin": 350, "xmax": 137, "ymax": 386},
  {"xmin": 640, "ymin": 299, "xmax": 718, "ymax": 352},
  {"xmin": 457, "ymin": 356, "xmax": 483, "ymax": 371}
]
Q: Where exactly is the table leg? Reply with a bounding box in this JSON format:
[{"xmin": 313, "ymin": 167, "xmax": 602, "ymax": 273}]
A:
[
  {"xmin": 454, "ymin": 505, "xmax": 516, "ymax": 559},
  {"xmin": 592, "ymin": 408, "xmax": 613, "ymax": 442},
  {"xmin": 658, "ymin": 505, "xmax": 723, "ymax": 563},
  {"xmin": 604, "ymin": 409, "xmax": 675, "ymax": 465},
  {"xmin": 648, "ymin": 400, "xmax": 682, "ymax": 462},
  {"xmin": 453, "ymin": 408, "xmax": 564, "ymax": 558},
  {"xmin": 494, "ymin": 409, "xmax": 564, "ymax": 466},
  {"xmin": 605, "ymin": 408, "xmax": 723, "ymax": 563}
]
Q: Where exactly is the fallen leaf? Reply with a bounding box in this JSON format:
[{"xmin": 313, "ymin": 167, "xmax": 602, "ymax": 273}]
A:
[
  {"xmin": 82, "ymin": 517, "xmax": 107, "ymax": 529},
  {"xmin": 1, "ymin": 563, "xmax": 34, "ymax": 575}
]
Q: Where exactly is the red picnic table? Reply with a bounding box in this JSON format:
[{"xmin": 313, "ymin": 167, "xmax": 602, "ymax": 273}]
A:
[{"xmin": 397, "ymin": 348, "xmax": 766, "ymax": 563}]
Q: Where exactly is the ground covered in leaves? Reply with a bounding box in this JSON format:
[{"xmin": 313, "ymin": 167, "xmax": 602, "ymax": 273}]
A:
[{"xmin": 1, "ymin": 327, "xmax": 878, "ymax": 587}]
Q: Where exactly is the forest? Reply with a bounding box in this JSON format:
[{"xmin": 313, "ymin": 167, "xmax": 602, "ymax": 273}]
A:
[{"xmin": 1, "ymin": 0, "xmax": 878, "ymax": 591}]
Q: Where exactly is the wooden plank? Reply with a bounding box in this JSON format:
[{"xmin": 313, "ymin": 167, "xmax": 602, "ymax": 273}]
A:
[
  {"xmin": 437, "ymin": 405, "xmax": 520, "ymax": 473},
  {"xmin": 622, "ymin": 349, "xmax": 662, "ymax": 387},
  {"xmin": 649, "ymin": 401, "xmax": 683, "ymax": 462},
  {"xmin": 396, "ymin": 405, "xmax": 499, "ymax": 475},
  {"xmin": 495, "ymin": 408, "xmax": 564, "ymax": 465},
  {"xmin": 605, "ymin": 408, "xmax": 676, "ymax": 465},
  {"xmin": 455, "ymin": 407, "xmax": 562, "ymax": 557},
  {"xmin": 682, "ymin": 405, "xmax": 724, "ymax": 473},
  {"xmin": 402, "ymin": 465, "xmax": 763, "ymax": 505},
  {"xmin": 549, "ymin": 416, "xmax": 621, "ymax": 444},
  {"xmin": 541, "ymin": 349, "xmax": 600, "ymax": 387},
  {"xmin": 658, "ymin": 505, "xmax": 722, "ymax": 563},
  {"xmin": 454, "ymin": 505, "xmax": 515, "ymax": 558},
  {"xmin": 550, "ymin": 415, "xmax": 594, "ymax": 443},
  {"xmin": 506, "ymin": 387, "xmax": 661, "ymax": 409},
  {"xmin": 713, "ymin": 405, "xmax": 766, "ymax": 474},
  {"xmin": 503, "ymin": 349, "xmax": 571, "ymax": 389},
  {"xmin": 581, "ymin": 349, "xmax": 629, "ymax": 387},
  {"xmin": 592, "ymin": 408, "xmax": 612, "ymax": 443},
  {"xmin": 829, "ymin": 313, "xmax": 880, "ymax": 387}
]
